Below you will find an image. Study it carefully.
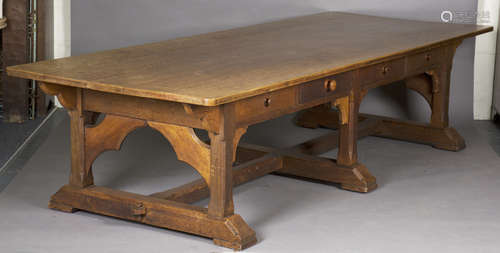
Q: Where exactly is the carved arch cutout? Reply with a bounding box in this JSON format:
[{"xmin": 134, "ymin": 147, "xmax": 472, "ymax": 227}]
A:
[
  {"xmin": 360, "ymin": 89, "xmax": 369, "ymax": 102},
  {"xmin": 39, "ymin": 82, "xmax": 77, "ymax": 110},
  {"xmin": 404, "ymin": 73, "xmax": 434, "ymax": 108},
  {"xmin": 232, "ymin": 127, "xmax": 247, "ymax": 163},
  {"xmin": 148, "ymin": 121, "xmax": 212, "ymax": 185},
  {"xmin": 84, "ymin": 115, "xmax": 243, "ymax": 187},
  {"xmin": 85, "ymin": 114, "xmax": 147, "ymax": 172}
]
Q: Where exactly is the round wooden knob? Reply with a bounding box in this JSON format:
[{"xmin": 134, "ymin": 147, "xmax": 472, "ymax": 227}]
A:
[
  {"xmin": 425, "ymin": 53, "xmax": 432, "ymax": 61},
  {"xmin": 264, "ymin": 98, "xmax": 271, "ymax": 107},
  {"xmin": 381, "ymin": 65, "xmax": 391, "ymax": 75},
  {"xmin": 324, "ymin": 79, "xmax": 337, "ymax": 92}
]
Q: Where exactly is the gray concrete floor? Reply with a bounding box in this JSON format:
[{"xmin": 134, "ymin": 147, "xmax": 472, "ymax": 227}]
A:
[
  {"xmin": 0, "ymin": 116, "xmax": 45, "ymax": 168},
  {"xmin": 0, "ymin": 110, "xmax": 499, "ymax": 253}
]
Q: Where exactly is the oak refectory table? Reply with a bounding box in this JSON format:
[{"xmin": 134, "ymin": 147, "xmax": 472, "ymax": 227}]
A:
[{"xmin": 7, "ymin": 12, "xmax": 492, "ymax": 250}]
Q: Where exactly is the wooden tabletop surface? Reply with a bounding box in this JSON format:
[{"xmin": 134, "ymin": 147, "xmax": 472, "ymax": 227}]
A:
[{"xmin": 7, "ymin": 12, "xmax": 491, "ymax": 106}]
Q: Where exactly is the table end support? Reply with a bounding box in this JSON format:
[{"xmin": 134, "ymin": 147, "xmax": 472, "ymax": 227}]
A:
[
  {"xmin": 48, "ymin": 197, "xmax": 79, "ymax": 213},
  {"xmin": 337, "ymin": 163, "xmax": 378, "ymax": 193},
  {"xmin": 430, "ymin": 127, "xmax": 465, "ymax": 151},
  {"xmin": 212, "ymin": 215, "xmax": 258, "ymax": 251},
  {"xmin": 49, "ymin": 184, "xmax": 257, "ymax": 251}
]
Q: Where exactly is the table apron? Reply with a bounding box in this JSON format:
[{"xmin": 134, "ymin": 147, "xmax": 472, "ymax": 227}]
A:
[
  {"xmin": 83, "ymin": 89, "xmax": 221, "ymax": 133},
  {"xmin": 231, "ymin": 42, "xmax": 458, "ymax": 127},
  {"xmin": 77, "ymin": 42, "xmax": 459, "ymax": 133}
]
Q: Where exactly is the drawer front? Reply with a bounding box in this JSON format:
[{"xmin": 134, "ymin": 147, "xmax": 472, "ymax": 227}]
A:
[
  {"xmin": 359, "ymin": 58, "xmax": 405, "ymax": 86},
  {"xmin": 235, "ymin": 87, "xmax": 297, "ymax": 119},
  {"xmin": 299, "ymin": 71, "xmax": 353, "ymax": 104},
  {"xmin": 407, "ymin": 47, "xmax": 445, "ymax": 73}
]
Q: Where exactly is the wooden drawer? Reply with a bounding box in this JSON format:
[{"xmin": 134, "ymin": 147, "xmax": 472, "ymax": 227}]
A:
[
  {"xmin": 359, "ymin": 58, "xmax": 405, "ymax": 86},
  {"xmin": 235, "ymin": 87, "xmax": 297, "ymax": 119},
  {"xmin": 299, "ymin": 71, "xmax": 353, "ymax": 104},
  {"xmin": 407, "ymin": 47, "xmax": 445, "ymax": 73}
]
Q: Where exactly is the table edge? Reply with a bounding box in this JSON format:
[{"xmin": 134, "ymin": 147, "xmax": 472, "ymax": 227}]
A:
[{"xmin": 6, "ymin": 25, "xmax": 493, "ymax": 107}]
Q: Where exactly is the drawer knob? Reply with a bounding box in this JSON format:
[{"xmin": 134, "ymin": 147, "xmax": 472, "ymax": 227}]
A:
[
  {"xmin": 425, "ymin": 53, "xmax": 432, "ymax": 61},
  {"xmin": 324, "ymin": 79, "xmax": 337, "ymax": 92},
  {"xmin": 381, "ymin": 65, "xmax": 391, "ymax": 75},
  {"xmin": 264, "ymin": 98, "xmax": 271, "ymax": 107}
]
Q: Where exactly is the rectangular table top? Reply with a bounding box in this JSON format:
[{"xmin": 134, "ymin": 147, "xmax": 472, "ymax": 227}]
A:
[{"xmin": 7, "ymin": 12, "xmax": 491, "ymax": 106}]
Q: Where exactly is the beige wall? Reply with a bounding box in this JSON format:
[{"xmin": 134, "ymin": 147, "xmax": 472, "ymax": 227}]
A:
[
  {"xmin": 474, "ymin": 0, "xmax": 498, "ymax": 120},
  {"xmin": 53, "ymin": 0, "xmax": 70, "ymax": 59}
]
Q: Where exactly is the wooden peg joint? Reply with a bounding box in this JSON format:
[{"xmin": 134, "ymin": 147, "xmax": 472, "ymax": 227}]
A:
[{"xmin": 132, "ymin": 203, "xmax": 147, "ymax": 216}]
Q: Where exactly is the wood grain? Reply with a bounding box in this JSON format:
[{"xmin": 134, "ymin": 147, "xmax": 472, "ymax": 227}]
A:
[
  {"xmin": 240, "ymin": 143, "xmax": 377, "ymax": 193},
  {"xmin": 49, "ymin": 185, "xmax": 257, "ymax": 250},
  {"xmin": 83, "ymin": 89, "xmax": 221, "ymax": 132},
  {"xmin": 296, "ymin": 107, "xmax": 465, "ymax": 152},
  {"xmin": 405, "ymin": 74, "xmax": 433, "ymax": 107},
  {"xmin": 150, "ymin": 154, "xmax": 283, "ymax": 204},
  {"xmin": 148, "ymin": 121, "xmax": 212, "ymax": 184},
  {"xmin": 207, "ymin": 104, "xmax": 238, "ymax": 219},
  {"xmin": 85, "ymin": 114, "xmax": 147, "ymax": 174},
  {"xmin": 7, "ymin": 12, "xmax": 491, "ymax": 106},
  {"xmin": 369, "ymin": 114, "xmax": 466, "ymax": 151},
  {"xmin": 39, "ymin": 83, "xmax": 77, "ymax": 109},
  {"xmin": 68, "ymin": 88, "xmax": 93, "ymax": 187}
]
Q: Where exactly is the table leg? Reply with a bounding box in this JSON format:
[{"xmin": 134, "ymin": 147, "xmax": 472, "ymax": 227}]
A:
[
  {"xmin": 334, "ymin": 94, "xmax": 377, "ymax": 192},
  {"xmin": 49, "ymin": 108, "xmax": 146, "ymax": 212},
  {"xmin": 208, "ymin": 104, "xmax": 257, "ymax": 249},
  {"xmin": 426, "ymin": 64, "xmax": 465, "ymax": 151},
  {"xmin": 45, "ymin": 97, "xmax": 255, "ymax": 250},
  {"xmin": 48, "ymin": 88, "xmax": 93, "ymax": 212},
  {"xmin": 371, "ymin": 65, "xmax": 465, "ymax": 151},
  {"xmin": 295, "ymin": 62, "xmax": 465, "ymax": 151},
  {"xmin": 68, "ymin": 108, "xmax": 94, "ymax": 188},
  {"xmin": 270, "ymin": 95, "xmax": 377, "ymax": 193}
]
